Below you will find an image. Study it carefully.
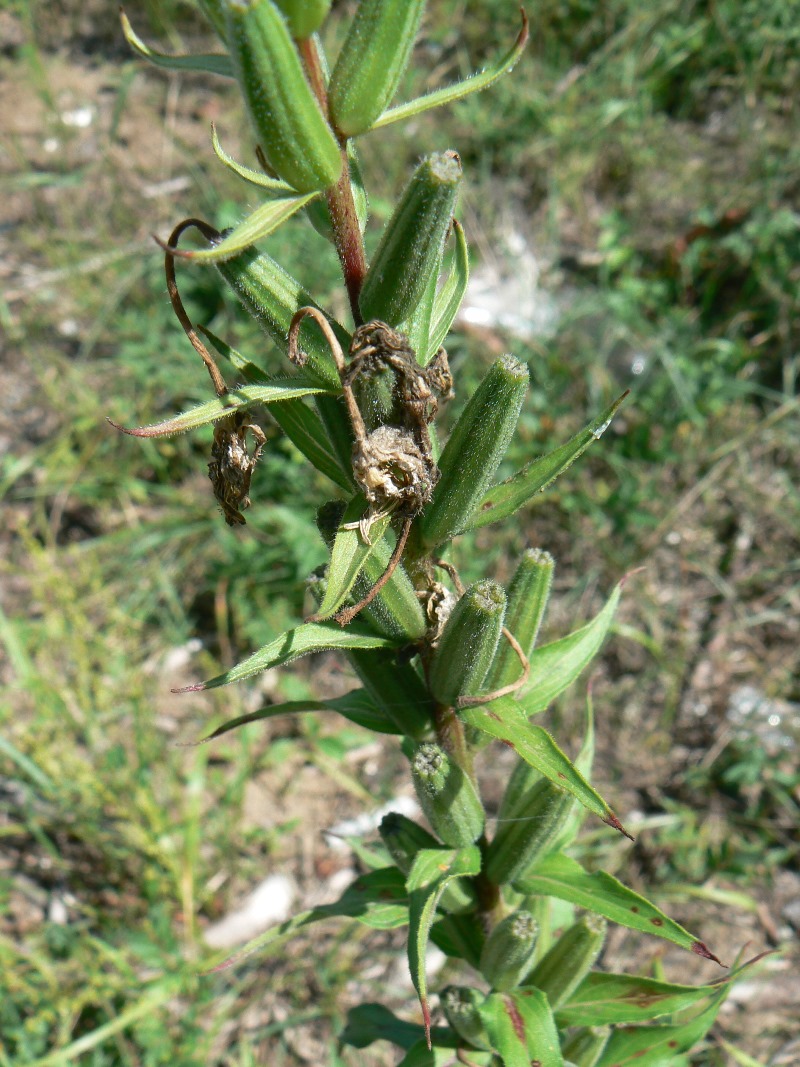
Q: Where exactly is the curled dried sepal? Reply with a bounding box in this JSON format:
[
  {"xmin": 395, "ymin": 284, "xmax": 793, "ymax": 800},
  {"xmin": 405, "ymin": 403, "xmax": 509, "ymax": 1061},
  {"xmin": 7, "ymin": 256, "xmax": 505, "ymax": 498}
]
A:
[
  {"xmin": 411, "ymin": 743, "xmax": 485, "ymax": 848},
  {"xmin": 359, "ymin": 152, "xmax": 462, "ymax": 328},
  {"xmin": 328, "ymin": 0, "xmax": 425, "ymax": 137},
  {"xmin": 224, "ymin": 0, "xmax": 342, "ymax": 193},
  {"xmin": 208, "ymin": 412, "xmax": 267, "ymax": 525}
]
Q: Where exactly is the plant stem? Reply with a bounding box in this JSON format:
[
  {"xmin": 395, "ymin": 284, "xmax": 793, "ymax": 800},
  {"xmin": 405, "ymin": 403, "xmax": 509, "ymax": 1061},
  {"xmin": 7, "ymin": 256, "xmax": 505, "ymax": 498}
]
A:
[{"xmin": 298, "ymin": 36, "xmax": 367, "ymax": 323}]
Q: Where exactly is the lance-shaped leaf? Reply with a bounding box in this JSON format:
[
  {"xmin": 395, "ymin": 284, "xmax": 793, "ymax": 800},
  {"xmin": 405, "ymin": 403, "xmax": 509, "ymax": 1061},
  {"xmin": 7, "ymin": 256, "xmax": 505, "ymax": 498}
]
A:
[
  {"xmin": 557, "ymin": 972, "xmax": 722, "ymax": 1028},
  {"xmin": 484, "ymin": 547, "xmax": 554, "ymax": 693},
  {"xmin": 396, "ymin": 1041, "xmax": 464, "ymax": 1067},
  {"xmin": 340, "ymin": 1003, "xmax": 443, "ymax": 1052},
  {"xmin": 347, "ymin": 649, "xmax": 434, "ymax": 740},
  {"xmin": 204, "ymin": 867, "xmax": 408, "ymax": 974},
  {"xmin": 468, "ymin": 392, "xmax": 628, "ymax": 531},
  {"xmin": 372, "ymin": 9, "xmax": 529, "ymax": 130},
  {"xmin": 199, "ymin": 327, "xmax": 353, "ymax": 489},
  {"xmin": 595, "ymin": 989, "xmax": 727, "ymax": 1067},
  {"xmin": 518, "ymin": 577, "xmax": 623, "ymax": 716},
  {"xmin": 121, "ymin": 10, "xmax": 234, "ymax": 77},
  {"xmin": 406, "ymin": 846, "xmax": 482, "ymax": 1046},
  {"xmin": 313, "ymin": 496, "xmax": 392, "ymax": 620},
  {"xmin": 426, "ymin": 219, "xmax": 469, "ymax": 362},
  {"xmin": 185, "ymin": 688, "xmax": 400, "ymax": 746},
  {"xmin": 210, "ymin": 124, "xmax": 299, "ymax": 193},
  {"xmin": 459, "ymin": 697, "xmax": 628, "ymax": 836},
  {"xmin": 109, "ymin": 379, "xmax": 328, "ymax": 438},
  {"xmin": 515, "ymin": 854, "xmax": 724, "ymax": 964},
  {"xmin": 165, "ymin": 193, "xmax": 320, "ymax": 264},
  {"xmin": 172, "ymin": 621, "xmax": 401, "ymax": 692},
  {"xmin": 480, "ymin": 989, "xmax": 563, "ymax": 1067}
]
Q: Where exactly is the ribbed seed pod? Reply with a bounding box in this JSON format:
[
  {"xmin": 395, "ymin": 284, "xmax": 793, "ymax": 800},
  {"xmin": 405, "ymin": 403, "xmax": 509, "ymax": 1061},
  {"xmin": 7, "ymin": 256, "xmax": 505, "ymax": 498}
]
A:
[
  {"xmin": 411, "ymin": 743, "xmax": 485, "ymax": 848},
  {"xmin": 379, "ymin": 813, "xmax": 478, "ymax": 913},
  {"xmin": 441, "ymin": 986, "xmax": 491, "ymax": 1051},
  {"xmin": 359, "ymin": 152, "xmax": 462, "ymax": 327},
  {"xmin": 562, "ymin": 1026, "xmax": 612, "ymax": 1067},
  {"xmin": 479, "ymin": 909, "xmax": 539, "ymax": 992},
  {"xmin": 419, "ymin": 355, "xmax": 529, "ymax": 550},
  {"xmin": 496, "ymin": 757, "xmax": 541, "ymax": 825},
  {"xmin": 484, "ymin": 548, "xmax": 555, "ymax": 691},
  {"xmin": 524, "ymin": 914, "xmax": 608, "ymax": 1009},
  {"xmin": 328, "ymin": 0, "xmax": 425, "ymax": 137},
  {"xmin": 224, "ymin": 0, "xmax": 342, "ymax": 193},
  {"xmin": 484, "ymin": 779, "xmax": 572, "ymax": 886},
  {"xmin": 428, "ymin": 580, "xmax": 506, "ymax": 707},
  {"xmin": 272, "ymin": 0, "xmax": 330, "ymax": 37}
]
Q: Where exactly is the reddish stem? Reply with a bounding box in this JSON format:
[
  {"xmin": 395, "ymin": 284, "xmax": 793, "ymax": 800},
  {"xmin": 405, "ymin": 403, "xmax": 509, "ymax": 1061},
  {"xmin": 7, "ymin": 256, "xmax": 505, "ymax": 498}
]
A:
[{"xmin": 298, "ymin": 36, "xmax": 367, "ymax": 323}]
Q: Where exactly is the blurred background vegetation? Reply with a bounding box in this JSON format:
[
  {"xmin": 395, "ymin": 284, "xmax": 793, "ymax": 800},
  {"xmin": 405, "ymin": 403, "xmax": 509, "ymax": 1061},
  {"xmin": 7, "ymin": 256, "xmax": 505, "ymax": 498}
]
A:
[{"xmin": 1, "ymin": 0, "xmax": 798, "ymax": 1063}]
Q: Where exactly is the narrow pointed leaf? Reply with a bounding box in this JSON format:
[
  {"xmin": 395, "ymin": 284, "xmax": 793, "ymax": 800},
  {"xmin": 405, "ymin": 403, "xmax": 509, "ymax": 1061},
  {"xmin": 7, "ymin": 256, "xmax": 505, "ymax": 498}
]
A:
[
  {"xmin": 407, "ymin": 847, "xmax": 482, "ymax": 1044},
  {"xmin": 170, "ymin": 193, "xmax": 319, "ymax": 264},
  {"xmin": 516, "ymin": 854, "xmax": 723, "ymax": 963},
  {"xmin": 173, "ymin": 622, "xmax": 401, "ymax": 692},
  {"xmin": 468, "ymin": 393, "xmax": 628, "ymax": 530},
  {"xmin": 110, "ymin": 380, "xmax": 327, "ymax": 438},
  {"xmin": 481, "ymin": 990, "xmax": 563, "ymax": 1067},
  {"xmin": 210, "ymin": 124, "xmax": 298, "ymax": 193},
  {"xmin": 372, "ymin": 10, "xmax": 529, "ymax": 130},
  {"xmin": 548, "ymin": 690, "xmax": 596, "ymax": 852},
  {"xmin": 595, "ymin": 989, "xmax": 727, "ymax": 1067},
  {"xmin": 426, "ymin": 219, "xmax": 469, "ymax": 360},
  {"xmin": 204, "ymin": 867, "xmax": 408, "ymax": 974},
  {"xmin": 556, "ymin": 972, "xmax": 721, "ymax": 1027},
  {"xmin": 396, "ymin": 1040, "xmax": 464, "ymax": 1067},
  {"xmin": 121, "ymin": 10, "xmax": 234, "ymax": 76},
  {"xmin": 340, "ymin": 1004, "xmax": 428, "ymax": 1052},
  {"xmin": 187, "ymin": 688, "xmax": 399, "ymax": 745},
  {"xmin": 459, "ymin": 697, "xmax": 625, "ymax": 833},
  {"xmin": 518, "ymin": 578, "xmax": 623, "ymax": 716},
  {"xmin": 314, "ymin": 497, "xmax": 392, "ymax": 620}
]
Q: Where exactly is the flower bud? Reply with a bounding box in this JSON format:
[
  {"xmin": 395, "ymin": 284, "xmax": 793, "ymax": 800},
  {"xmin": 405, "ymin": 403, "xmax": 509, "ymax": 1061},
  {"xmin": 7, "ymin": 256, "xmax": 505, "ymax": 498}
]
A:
[
  {"xmin": 428, "ymin": 580, "xmax": 506, "ymax": 707},
  {"xmin": 411, "ymin": 743, "xmax": 485, "ymax": 848},
  {"xmin": 525, "ymin": 914, "xmax": 608, "ymax": 1009},
  {"xmin": 224, "ymin": 0, "xmax": 342, "ymax": 193},
  {"xmin": 484, "ymin": 779, "xmax": 572, "ymax": 886},
  {"xmin": 484, "ymin": 548, "xmax": 554, "ymax": 691},
  {"xmin": 328, "ymin": 0, "xmax": 425, "ymax": 137},
  {"xmin": 479, "ymin": 909, "xmax": 539, "ymax": 991},
  {"xmin": 441, "ymin": 986, "xmax": 491, "ymax": 1051},
  {"xmin": 419, "ymin": 354, "xmax": 529, "ymax": 549},
  {"xmin": 359, "ymin": 152, "xmax": 462, "ymax": 328},
  {"xmin": 379, "ymin": 813, "xmax": 478, "ymax": 913}
]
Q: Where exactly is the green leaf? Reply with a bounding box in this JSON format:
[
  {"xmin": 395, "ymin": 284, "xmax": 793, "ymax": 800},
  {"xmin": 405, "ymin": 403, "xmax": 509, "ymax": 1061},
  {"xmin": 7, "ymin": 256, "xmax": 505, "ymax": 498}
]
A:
[
  {"xmin": 595, "ymin": 989, "xmax": 727, "ymax": 1067},
  {"xmin": 468, "ymin": 393, "xmax": 628, "ymax": 530},
  {"xmin": 109, "ymin": 380, "xmax": 328, "ymax": 438},
  {"xmin": 548, "ymin": 690, "xmax": 596, "ymax": 852},
  {"xmin": 516, "ymin": 855, "xmax": 723, "ymax": 963},
  {"xmin": 518, "ymin": 578, "xmax": 623, "ymax": 716},
  {"xmin": 186, "ymin": 688, "xmax": 400, "ymax": 745},
  {"xmin": 407, "ymin": 847, "xmax": 482, "ymax": 1042},
  {"xmin": 170, "ymin": 193, "xmax": 320, "ymax": 264},
  {"xmin": 340, "ymin": 1004, "xmax": 427, "ymax": 1051},
  {"xmin": 173, "ymin": 622, "xmax": 402, "ymax": 692},
  {"xmin": 557, "ymin": 972, "xmax": 721, "ymax": 1028},
  {"xmin": 396, "ymin": 1040, "xmax": 465, "ymax": 1067},
  {"xmin": 121, "ymin": 9, "xmax": 233, "ymax": 76},
  {"xmin": 210, "ymin": 123, "xmax": 299, "ymax": 194},
  {"xmin": 459, "ymin": 697, "xmax": 625, "ymax": 833},
  {"xmin": 203, "ymin": 867, "xmax": 408, "ymax": 975},
  {"xmin": 373, "ymin": 10, "xmax": 529, "ymax": 130},
  {"xmin": 481, "ymin": 989, "xmax": 563, "ymax": 1067},
  {"xmin": 313, "ymin": 497, "xmax": 392, "ymax": 620},
  {"xmin": 426, "ymin": 219, "xmax": 469, "ymax": 361}
]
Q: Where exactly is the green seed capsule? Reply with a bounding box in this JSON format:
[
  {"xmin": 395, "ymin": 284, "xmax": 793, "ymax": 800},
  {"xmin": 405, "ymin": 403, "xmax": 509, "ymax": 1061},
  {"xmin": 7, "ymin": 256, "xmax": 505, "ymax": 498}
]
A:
[
  {"xmin": 419, "ymin": 355, "xmax": 529, "ymax": 550},
  {"xmin": 479, "ymin": 909, "xmax": 539, "ymax": 992},
  {"xmin": 525, "ymin": 914, "xmax": 608, "ymax": 1009},
  {"xmin": 562, "ymin": 1026, "xmax": 611, "ymax": 1067},
  {"xmin": 411, "ymin": 743, "xmax": 485, "ymax": 848},
  {"xmin": 484, "ymin": 779, "xmax": 572, "ymax": 886},
  {"xmin": 379, "ymin": 813, "xmax": 478, "ymax": 913},
  {"xmin": 441, "ymin": 986, "xmax": 491, "ymax": 1051},
  {"xmin": 328, "ymin": 0, "xmax": 425, "ymax": 137},
  {"xmin": 428, "ymin": 580, "xmax": 506, "ymax": 707},
  {"xmin": 497, "ymin": 757, "xmax": 541, "ymax": 826},
  {"xmin": 272, "ymin": 0, "xmax": 330, "ymax": 37},
  {"xmin": 224, "ymin": 0, "xmax": 342, "ymax": 193},
  {"xmin": 484, "ymin": 548, "xmax": 555, "ymax": 691},
  {"xmin": 359, "ymin": 152, "xmax": 462, "ymax": 328}
]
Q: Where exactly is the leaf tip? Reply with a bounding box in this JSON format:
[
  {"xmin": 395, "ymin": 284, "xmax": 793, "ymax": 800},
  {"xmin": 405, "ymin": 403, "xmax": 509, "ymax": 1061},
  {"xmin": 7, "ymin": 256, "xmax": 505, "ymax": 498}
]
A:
[
  {"xmin": 171, "ymin": 683, "xmax": 206, "ymax": 694},
  {"xmin": 692, "ymin": 940, "xmax": 725, "ymax": 967},
  {"xmin": 603, "ymin": 810, "xmax": 634, "ymax": 841}
]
